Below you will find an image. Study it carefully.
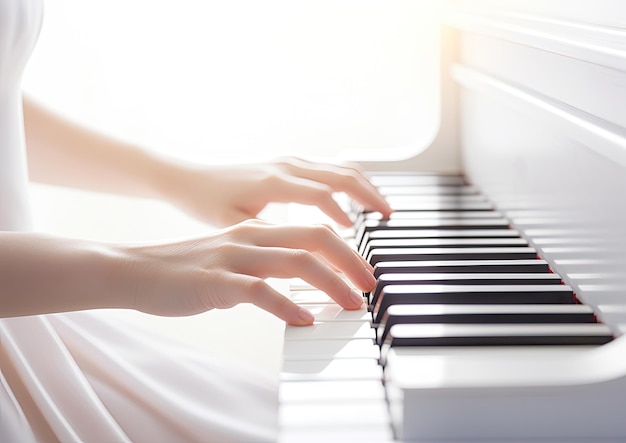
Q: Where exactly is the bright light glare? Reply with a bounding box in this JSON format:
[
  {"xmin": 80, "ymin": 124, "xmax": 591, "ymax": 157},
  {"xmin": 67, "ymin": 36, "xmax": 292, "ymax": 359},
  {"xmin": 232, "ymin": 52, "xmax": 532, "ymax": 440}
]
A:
[{"xmin": 24, "ymin": 0, "xmax": 440, "ymax": 163}]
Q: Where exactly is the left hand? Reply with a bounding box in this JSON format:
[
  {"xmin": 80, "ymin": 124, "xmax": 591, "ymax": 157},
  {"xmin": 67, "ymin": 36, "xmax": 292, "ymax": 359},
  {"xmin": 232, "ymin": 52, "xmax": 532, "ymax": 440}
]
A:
[{"xmin": 159, "ymin": 156, "xmax": 392, "ymax": 227}]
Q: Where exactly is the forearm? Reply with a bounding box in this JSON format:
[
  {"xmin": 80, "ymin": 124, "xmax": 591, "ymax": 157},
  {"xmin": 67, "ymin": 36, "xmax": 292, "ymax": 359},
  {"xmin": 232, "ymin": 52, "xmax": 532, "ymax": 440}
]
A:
[
  {"xmin": 23, "ymin": 95, "xmax": 182, "ymax": 199},
  {"xmin": 0, "ymin": 232, "xmax": 131, "ymax": 317}
]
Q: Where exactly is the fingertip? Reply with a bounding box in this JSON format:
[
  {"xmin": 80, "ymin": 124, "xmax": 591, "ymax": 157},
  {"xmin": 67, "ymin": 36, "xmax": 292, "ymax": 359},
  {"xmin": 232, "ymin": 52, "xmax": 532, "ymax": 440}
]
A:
[
  {"xmin": 352, "ymin": 265, "xmax": 375, "ymax": 290},
  {"xmin": 332, "ymin": 212, "xmax": 354, "ymax": 228},
  {"xmin": 380, "ymin": 204, "xmax": 394, "ymax": 219},
  {"xmin": 348, "ymin": 289, "xmax": 365, "ymax": 308},
  {"xmin": 290, "ymin": 307, "xmax": 315, "ymax": 326},
  {"xmin": 338, "ymin": 219, "xmax": 354, "ymax": 228}
]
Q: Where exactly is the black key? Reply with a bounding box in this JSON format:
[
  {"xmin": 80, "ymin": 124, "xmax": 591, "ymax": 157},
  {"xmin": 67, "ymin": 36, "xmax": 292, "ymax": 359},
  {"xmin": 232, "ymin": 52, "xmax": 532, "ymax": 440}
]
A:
[
  {"xmin": 369, "ymin": 273, "xmax": 563, "ymax": 306},
  {"xmin": 368, "ymin": 247, "xmax": 538, "ymax": 266},
  {"xmin": 373, "ymin": 260, "xmax": 552, "ymax": 278},
  {"xmin": 361, "ymin": 210, "xmax": 504, "ymax": 220},
  {"xmin": 359, "ymin": 218, "xmax": 511, "ymax": 231},
  {"xmin": 376, "ymin": 304, "xmax": 597, "ymax": 344},
  {"xmin": 359, "ymin": 229, "xmax": 521, "ymax": 255},
  {"xmin": 363, "ymin": 238, "xmax": 529, "ymax": 261},
  {"xmin": 366, "ymin": 229, "xmax": 519, "ymax": 239},
  {"xmin": 383, "ymin": 323, "xmax": 614, "ymax": 348},
  {"xmin": 372, "ymin": 284, "xmax": 576, "ymax": 323},
  {"xmin": 356, "ymin": 218, "xmax": 510, "ymax": 245}
]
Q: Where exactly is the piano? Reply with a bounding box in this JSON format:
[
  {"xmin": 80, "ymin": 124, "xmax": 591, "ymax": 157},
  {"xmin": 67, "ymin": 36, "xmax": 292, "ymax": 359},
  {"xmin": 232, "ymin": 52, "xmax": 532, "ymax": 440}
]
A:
[{"xmin": 278, "ymin": 1, "xmax": 626, "ymax": 442}]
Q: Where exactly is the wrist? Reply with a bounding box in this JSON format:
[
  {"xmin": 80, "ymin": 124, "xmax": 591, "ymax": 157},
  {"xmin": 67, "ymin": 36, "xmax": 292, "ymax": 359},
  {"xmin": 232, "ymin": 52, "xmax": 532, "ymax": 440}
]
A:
[
  {"xmin": 0, "ymin": 233, "xmax": 134, "ymax": 317},
  {"xmin": 145, "ymin": 154, "xmax": 197, "ymax": 203}
]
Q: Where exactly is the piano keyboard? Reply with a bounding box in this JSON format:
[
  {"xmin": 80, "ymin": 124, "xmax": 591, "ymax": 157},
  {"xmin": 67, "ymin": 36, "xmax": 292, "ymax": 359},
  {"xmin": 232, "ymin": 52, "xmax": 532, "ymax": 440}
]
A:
[{"xmin": 279, "ymin": 173, "xmax": 626, "ymax": 442}]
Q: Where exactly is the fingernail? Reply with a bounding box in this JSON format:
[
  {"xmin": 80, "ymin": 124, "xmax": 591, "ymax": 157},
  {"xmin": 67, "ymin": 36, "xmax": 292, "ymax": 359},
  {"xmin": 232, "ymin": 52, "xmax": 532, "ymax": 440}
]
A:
[
  {"xmin": 363, "ymin": 268, "xmax": 377, "ymax": 289},
  {"xmin": 297, "ymin": 307, "xmax": 315, "ymax": 324},
  {"xmin": 350, "ymin": 290, "xmax": 365, "ymax": 306}
]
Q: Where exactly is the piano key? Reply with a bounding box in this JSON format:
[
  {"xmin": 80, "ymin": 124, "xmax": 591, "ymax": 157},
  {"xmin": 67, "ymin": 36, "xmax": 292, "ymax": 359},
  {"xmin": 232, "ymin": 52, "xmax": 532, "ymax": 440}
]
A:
[
  {"xmin": 279, "ymin": 401, "xmax": 394, "ymax": 443},
  {"xmin": 285, "ymin": 322, "xmax": 374, "ymax": 341},
  {"xmin": 364, "ymin": 228, "xmax": 519, "ymax": 239},
  {"xmin": 595, "ymin": 304, "xmax": 626, "ymax": 327},
  {"xmin": 281, "ymin": 358, "xmax": 383, "ymax": 381},
  {"xmin": 363, "ymin": 237, "xmax": 529, "ymax": 260},
  {"xmin": 373, "ymin": 259, "xmax": 552, "ymax": 278},
  {"xmin": 387, "ymin": 200, "xmax": 494, "ymax": 212},
  {"xmin": 282, "ymin": 338, "xmax": 380, "ymax": 360},
  {"xmin": 383, "ymin": 323, "xmax": 614, "ymax": 347},
  {"xmin": 295, "ymin": 304, "xmax": 371, "ymax": 322},
  {"xmin": 368, "ymin": 237, "xmax": 528, "ymax": 250},
  {"xmin": 376, "ymin": 304, "xmax": 598, "ymax": 345},
  {"xmin": 369, "ymin": 174, "xmax": 466, "ymax": 187},
  {"xmin": 279, "ymin": 400, "xmax": 391, "ymax": 427},
  {"xmin": 361, "ymin": 210, "xmax": 504, "ymax": 220},
  {"xmin": 359, "ymin": 228, "xmax": 521, "ymax": 255},
  {"xmin": 356, "ymin": 218, "xmax": 510, "ymax": 244},
  {"xmin": 373, "ymin": 269, "xmax": 560, "ymax": 285},
  {"xmin": 359, "ymin": 218, "xmax": 511, "ymax": 231},
  {"xmin": 386, "ymin": 194, "xmax": 487, "ymax": 205},
  {"xmin": 279, "ymin": 380, "xmax": 386, "ymax": 403},
  {"xmin": 288, "ymin": 290, "xmax": 336, "ymax": 304},
  {"xmin": 280, "ymin": 425, "xmax": 394, "ymax": 443},
  {"xmin": 369, "ymin": 272, "xmax": 563, "ymax": 306},
  {"xmin": 378, "ymin": 185, "xmax": 478, "ymax": 196},
  {"xmin": 368, "ymin": 247, "xmax": 538, "ymax": 266},
  {"xmin": 372, "ymin": 284, "xmax": 576, "ymax": 323}
]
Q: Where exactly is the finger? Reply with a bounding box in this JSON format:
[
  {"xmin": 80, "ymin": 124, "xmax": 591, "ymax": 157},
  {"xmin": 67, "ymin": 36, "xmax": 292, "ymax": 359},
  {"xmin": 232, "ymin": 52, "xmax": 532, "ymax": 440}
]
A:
[
  {"xmin": 261, "ymin": 176, "xmax": 354, "ymax": 227},
  {"xmin": 230, "ymin": 224, "xmax": 376, "ymax": 291},
  {"xmin": 227, "ymin": 245, "xmax": 366, "ymax": 310},
  {"xmin": 216, "ymin": 208, "xmax": 255, "ymax": 227},
  {"xmin": 278, "ymin": 158, "xmax": 393, "ymax": 217},
  {"xmin": 207, "ymin": 272, "xmax": 314, "ymax": 325},
  {"xmin": 225, "ymin": 221, "xmax": 369, "ymax": 275}
]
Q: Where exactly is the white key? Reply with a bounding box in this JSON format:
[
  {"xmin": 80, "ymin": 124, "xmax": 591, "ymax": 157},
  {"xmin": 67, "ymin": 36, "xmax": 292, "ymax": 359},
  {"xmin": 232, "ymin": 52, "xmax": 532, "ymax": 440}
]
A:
[
  {"xmin": 279, "ymin": 401, "xmax": 391, "ymax": 427},
  {"xmin": 597, "ymin": 304, "xmax": 626, "ymax": 331},
  {"xmin": 297, "ymin": 304, "xmax": 371, "ymax": 322},
  {"xmin": 577, "ymin": 284, "xmax": 625, "ymax": 305},
  {"xmin": 289, "ymin": 278, "xmax": 317, "ymax": 291},
  {"xmin": 280, "ymin": 425, "xmax": 394, "ymax": 443},
  {"xmin": 281, "ymin": 358, "xmax": 382, "ymax": 381},
  {"xmin": 285, "ymin": 321, "xmax": 375, "ymax": 340},
  {"xmin": 288, "ymin": 290, "xmax": 336, "ymax": 304},
  {"xmin": 283, "ymin": 338, "xmax": 379, "ymax": 360},
  {"xmin": 279, "ymin": 380, "xmax": 386, "ymax": 403}
]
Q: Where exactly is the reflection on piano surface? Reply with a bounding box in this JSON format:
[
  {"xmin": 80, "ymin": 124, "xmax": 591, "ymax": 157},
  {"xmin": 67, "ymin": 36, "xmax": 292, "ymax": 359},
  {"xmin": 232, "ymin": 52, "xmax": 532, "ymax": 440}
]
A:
[{"xmin": 279, "ymin": 1, "xmax": 626, "ymax": 441}]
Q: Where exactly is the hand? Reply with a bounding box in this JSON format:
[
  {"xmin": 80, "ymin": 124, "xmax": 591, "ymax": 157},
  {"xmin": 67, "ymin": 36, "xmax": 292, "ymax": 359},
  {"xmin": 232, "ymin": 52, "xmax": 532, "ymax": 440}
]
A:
[
  {"xmin": 114, "ymin": 220, "xmax": 376, "ymax": 325},
  {"xmin": 160, "ymin": 157, "xmax": 393, "ymax": 227}
]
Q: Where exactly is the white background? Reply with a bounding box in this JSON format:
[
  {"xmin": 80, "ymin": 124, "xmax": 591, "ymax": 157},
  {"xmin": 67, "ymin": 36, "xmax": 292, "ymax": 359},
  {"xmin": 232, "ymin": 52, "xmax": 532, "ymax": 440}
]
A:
[
  {"xmin": 22, "ymin": 0, "xmax": 441, "ymax": 372},
  {"xmin": 24, "ymin": 0, "xmax": 440, "ymax": 162}
]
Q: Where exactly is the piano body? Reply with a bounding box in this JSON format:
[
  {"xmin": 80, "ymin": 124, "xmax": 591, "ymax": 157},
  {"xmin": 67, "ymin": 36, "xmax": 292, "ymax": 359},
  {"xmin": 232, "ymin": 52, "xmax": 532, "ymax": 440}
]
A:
[{"xmin": 279, "ymin": 0, "xmax": 626, "ymax": 441}]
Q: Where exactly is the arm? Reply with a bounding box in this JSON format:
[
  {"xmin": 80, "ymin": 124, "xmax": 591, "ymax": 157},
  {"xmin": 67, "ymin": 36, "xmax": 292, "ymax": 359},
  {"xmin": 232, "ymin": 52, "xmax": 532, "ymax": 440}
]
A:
[
  {"xmin": 0, "ymin": 221, "xmax": 375, "ymax": 325},
  {"xmin": 23, "ymin": 96, "xmax": 392, "ymax": 227},
  {"xmin": 23, "ymin": 95, "xmax": 173, "ymax": 200}
]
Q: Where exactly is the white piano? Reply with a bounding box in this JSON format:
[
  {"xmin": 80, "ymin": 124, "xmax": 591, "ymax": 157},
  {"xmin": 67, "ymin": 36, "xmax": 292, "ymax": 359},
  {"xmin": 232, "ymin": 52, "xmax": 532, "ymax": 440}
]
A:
[{"xmin": 279, "ymin": 1, "xmax": 626, "ymax": 441}]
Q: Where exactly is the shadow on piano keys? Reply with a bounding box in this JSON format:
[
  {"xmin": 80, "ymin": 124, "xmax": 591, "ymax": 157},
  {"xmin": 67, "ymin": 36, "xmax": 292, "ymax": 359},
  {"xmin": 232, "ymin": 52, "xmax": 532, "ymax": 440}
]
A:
[{"xmin": 279, "ymin": 173, "xmax": 626, "ymax": 443}]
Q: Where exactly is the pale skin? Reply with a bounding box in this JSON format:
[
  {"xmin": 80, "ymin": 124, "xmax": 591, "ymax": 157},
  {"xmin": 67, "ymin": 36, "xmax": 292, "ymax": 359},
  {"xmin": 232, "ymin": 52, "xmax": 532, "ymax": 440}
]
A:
[{"xmin": 0, "ymin": 96, "xmax": 392, "ymax": 325}]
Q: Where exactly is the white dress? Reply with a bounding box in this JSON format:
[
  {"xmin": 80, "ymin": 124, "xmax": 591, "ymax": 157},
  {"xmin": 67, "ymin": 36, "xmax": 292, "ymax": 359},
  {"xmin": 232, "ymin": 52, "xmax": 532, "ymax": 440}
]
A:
[{"xmin": 0, "ymin": 1, "xmax": 277, "ymax": 441}]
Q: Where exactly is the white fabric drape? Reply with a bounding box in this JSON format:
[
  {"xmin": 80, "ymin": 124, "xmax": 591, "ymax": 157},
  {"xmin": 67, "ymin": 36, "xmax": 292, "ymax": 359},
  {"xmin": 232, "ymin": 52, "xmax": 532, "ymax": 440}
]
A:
[
  {"xmin": 1, "ymin": 1, "xmax": 278, "ymax": 441},
  {"xmin": 1, "ymin": 313, "xmax": 278, "ymax": 442}
]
